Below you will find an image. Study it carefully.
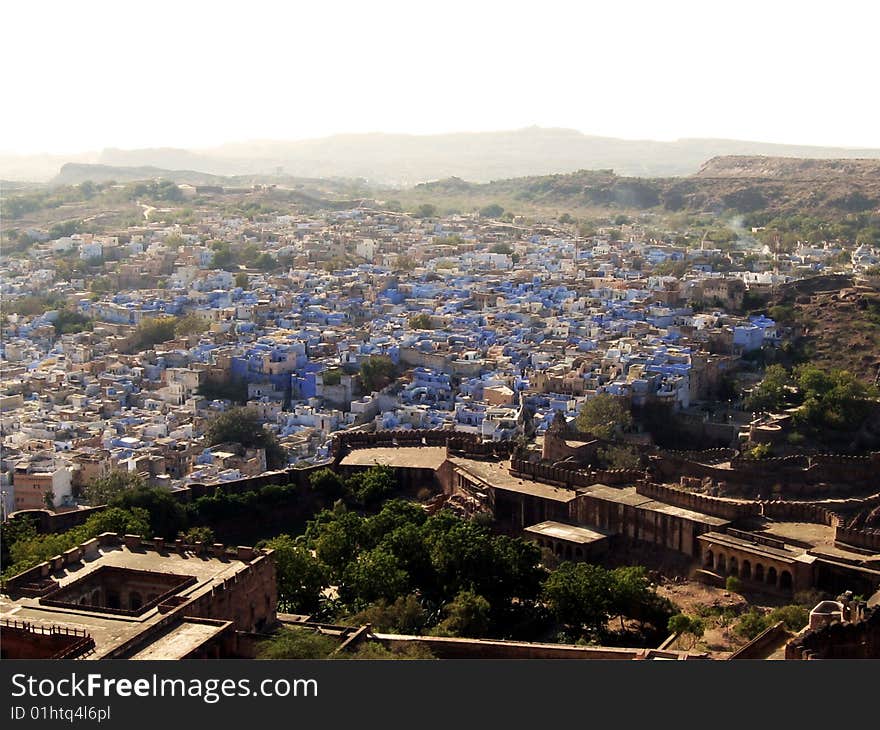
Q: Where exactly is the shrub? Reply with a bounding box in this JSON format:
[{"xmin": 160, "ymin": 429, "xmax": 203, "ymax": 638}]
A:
[
  {"xmin": 725, "ymin": 575, "xmax": 743, "ymax": 594},
  {"xmin": 255, "ymin": 627, "xmax": 338, "ymax": 659}
]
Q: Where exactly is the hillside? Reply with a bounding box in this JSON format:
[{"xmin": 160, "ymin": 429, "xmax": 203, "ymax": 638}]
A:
[
  {"xmin": 6, "ymin": 127, "xmax": 880, "ymax": 183},
  {"xmin": 696, "ymin": 156, "xmax": 880, "ymax": 180},
  {"xmin": 10, "ymin": 155, "xmax": 878, "ymax": 228},
  {"xmin": 770, "ymin": 275, "xmax": 880, "ymax": 384},
  {"xmin": 51, "ymin": 163, "xmax": 231, "ymax": 186},
  {"xmin": 395, "ymin": 157, "xmax": 880, "ymax": 217}
]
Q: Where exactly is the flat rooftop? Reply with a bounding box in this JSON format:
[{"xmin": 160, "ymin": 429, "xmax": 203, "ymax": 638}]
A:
[
  {"xmin": 582, "ymin": 485, "xmax": 730, "ymax": 527},
  {"xmin": 1, "ymin": 542, "xmax": 255, "ymax": 659},
  {"xmin": 524, "ymin": 521, "xmax": 612, "ymax": 544},
  {"xmin": 339, "ymin": 446, "xmax": 448, "ymax": 471},
  {"xmin": 697, "ymin": 531, "xmax": 806, "ymax": 563},
  {"xmin": 128, "ymin": 618, "xmax": 231, "ymax": 660},
  {"xmin": 451, "ymin": 457, "xmax": 578, "ymax": 503}
]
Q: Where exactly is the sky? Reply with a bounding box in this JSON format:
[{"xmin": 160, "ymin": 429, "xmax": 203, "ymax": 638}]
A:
[{"xmin": 3, "ymin": 0, "xmax": 880, "ymax": 155}]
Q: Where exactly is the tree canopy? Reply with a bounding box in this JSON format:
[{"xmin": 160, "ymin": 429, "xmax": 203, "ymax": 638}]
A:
[
  {"xmin": 576, "ymin": 394, "xmax": 633, "ymax": 439},
  {"xmin": 360, "ymin": 355, "xmax": 396, "ymax": 393},
  {"xmin": 132, "ymin": 316, "xmax": 178, "ymax": 350},
  {"xmin": 745, "ymin": 364, "xmax": 877, "ymax": 430},
  {"xmin": 83, "ymin": 469, "xmax": 145, "ymax": 506},
  {"xmin": 205, "ymin": 406, "xmax": 288, "ymax": 469}
]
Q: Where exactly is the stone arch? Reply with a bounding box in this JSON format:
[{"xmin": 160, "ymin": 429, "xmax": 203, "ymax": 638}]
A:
[
  {"xmin": 564, "ymin": 544, "xmax": 573, "ymax": 560},
  {"xmin": 106, "ymin": 590, "xmax": 121, "ymax": 610},
  {"xmin": 91, "ymin": 590, "xmax": 100, "ymax": 606},
  {"xmin": 716, "ymin": 554, "xmax": 727, "ymax": 574},
  {"xmin": 129, "ymin": 592, "xmax": 143, "ymax": 611},
  {"xmin": 767, "ymin": 566, "xmax": 777, "ymax": 586},
  {"xmin": 554, "ymin": 542, "xmax": 563, "ymax": 556},
  {"xmin": 741, "ymin": 560, "xmax": 752, "ymax": 580},
  {"xmin": 79, "ymin": 596, "xmax": 88, "ymax": 605},
  {"xmin": 780, "ymin": 570, "xmax": 792, "ymax": 591},
  {"xmin": 729, "ymin": 556, "xmax": 738, "ymax": 576},
  {"xmin": 705, "ymin": 549, "xmax": 715, "ymax": 569},
  {"xmin": 754, "ymin": 563, "xmax": 765, "ymax": 582}
]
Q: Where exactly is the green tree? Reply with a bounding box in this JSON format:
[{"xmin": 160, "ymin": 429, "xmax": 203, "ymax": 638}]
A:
[
  {"xmin": 408, "ymin": 313, "xmax": 433, "ymax": 330},
  {"xmin": 413, "ymin": 203, "xmax": 437, "ymax": 218},
  {"xmin": 480, "ymin": 204, "xmax": 505, "ymax": 218},
  {"xmin": 395, "ymin": 254, "xmax": 416, "ymax": 271},
  {"xmin": 53, "ymin": 310, "xmax": 92, "ymax": 335},
  {"xmin": 346, "ymin": 464, "xmax": 396, "ymax": 506},
  {"xmin": 110, "ymin": 486, "xmax": 188, "ymax": 539},
  {"xmin": 321, "ymin": 368, "xmax": 342, "ymax": 386},
  {"xmin": 234, "ymin": 271, "xmax": 249, "ymax": 288},
  {"xmin": 205, "ymin": 406, "xmax": 288, "ymax": 469},
  {"xmin": 344, "ymin": 642, "xmax": 436, "ymax": 660},
  {"xmin": 543, "ymin": 562, "xmax": 614, "ymax": 634},
  {"xmin": 360, "ymin": 355, "xmax": 396, "ymax": 392},
  {"xmin": 264, "ymin": 534, "xmax": 328, "ymax": 614},
  {"xmin": 609, "ymin": 566, "xmax": 654, "ymax": 630},
  {"xmin": 4, "ymin": 507, "xmax": 151, "ymax": 578},
  {"xmin": 340, "ymin": 547, "xmax": 408, "ymax": 605},
  {"xmin": 132, "ymin": 316, "xmax": 178, "ymax": 350},
  {"xmin": 182, "ymin": 526, "xmax": 215, "ymax": 544},
  {"xmin": 83, "ymin": 469, "xmax": 145, "ymax": 505},
  {"xmin": 792, "ymin": 365, "xmax": 877, "ymax": 429},
  {"xmin": 196, "ymin": 377, "xmax": 249, "ymax": 404},
  {"xmin": 668, "ymin": 613, "xmax": 705, "ymax": 649},
  {"xmin": 576, "ymin": 394, "xmax": 633, "ymax": 439},
  {"xmin": 346, "ymin": 593, "xmax": 428, "ymax": 634},
  {"xmin": 309, "ymin": 468, "xmax": 346, "ymax": 499},
  {"xmin": 725, "ymin": 575, "xmax": 743, "ymax": 593},
  {"xmin": 747, "ymin": 443, "xmax": 772, "ymax": 459},
  {"xmin": 81, "ymin": 506, "xmax": 151, "ymax": 538},
  {"xmin": 597, "ymin": 445, "xmax": 640, "ymax": 470},
  {"xmin": 174, "ymin": 313, "xmax": 209, "ymax": 337},
  {"xmin": 90, "ymin": 276, "xmax": 115, "ymax": 295},
  {"xmin": 745, "ymin": 364, "xmax": 791, "ymax": 413},
  {"xmin": 736, "ymin": 608, "xmax": 771, "ymax": 640},
  {"xmin": 767, "ymin": 604, "xmax": 808, "ymax": 632},
  {"xmin": 433, "ymin": 590, "xmax": 491, "ymax": 637},
  {"xmin": 312, "ymin": 512, "xmax": 364, "ymax": 579},
  {"xmin": 256, "ymin": 627, "xmax": 338, "ymax": 659}
]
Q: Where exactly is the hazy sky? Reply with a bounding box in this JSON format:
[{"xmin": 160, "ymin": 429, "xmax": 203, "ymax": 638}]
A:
[{"xmin": 4, "ymin": 0, "xmax": 880, "ymax": 154}]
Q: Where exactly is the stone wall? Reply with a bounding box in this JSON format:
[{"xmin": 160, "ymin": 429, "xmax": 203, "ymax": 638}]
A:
[
  {"xmin": 728, "ymin": 621, "xmax": 788, "ymax": 660},
  {"xmin": 8, "ymin": 465, "xmax": 327, "ymax": 535},
  {"xmin": 181, "ymin": 551, "xmax": 277, "ymax": 633},
  {"xmin": 7, "ymin": 505, "xmax": 108, "ymax": 534},
  {"xmin": 786, "ymin": 608, "xmax": 880, "ymax": 659},
  {"xmin": 509, "ymin": 458, "xmax": 642, "ymax": 489},
  {"xmin": 649, "ymin": 448, "xmax": 880, "ymax": 498},
  {"xmin": 330, "ymin": 428, "xmax": 513, "ymax": 461},
  {"xmin": 835, "ymin": 525, "xmax": 880, "ymax": 552},
  {"xmin": 635, "ymin": 481, "xmax": 757, "ymax": 521},
  {"xmin": 372, "ymin": 633, "xmax": 642, "ymax": 660},
  {"xmin": 761, "ymin": 500, "xmax": 840, "ymax": 526},
  {"xmin": 3, "ymin": 531, "xmax": 276, "ymax": 636}
]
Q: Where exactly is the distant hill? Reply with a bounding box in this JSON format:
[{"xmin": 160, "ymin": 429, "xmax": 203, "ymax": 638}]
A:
[
  {"xmin": 696, "ymin": 156, "xmax": 880, "ymax": 180},
  {"xmin": 51, "ymin": 163, "xmax": 229, "ymax": 186},
  {"xmin": 396, "ymin": 156, "xmax": 880, "ymax": 217},
  {"xmin": 6, "ymin": 127, "xmax": 880, "ymax": 183},
  {"xmin": 44, "ymin": 155, "xmax": 880, "ymax": 219},
  {"xmin": 47, "ymin": 163, "xmax": 376, "ymax": 209}
]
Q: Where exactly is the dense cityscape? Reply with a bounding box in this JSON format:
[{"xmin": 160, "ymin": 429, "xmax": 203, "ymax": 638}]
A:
[{"xmin": 1, "ymin": 172, "xmax": 879, "ymax": 662}]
